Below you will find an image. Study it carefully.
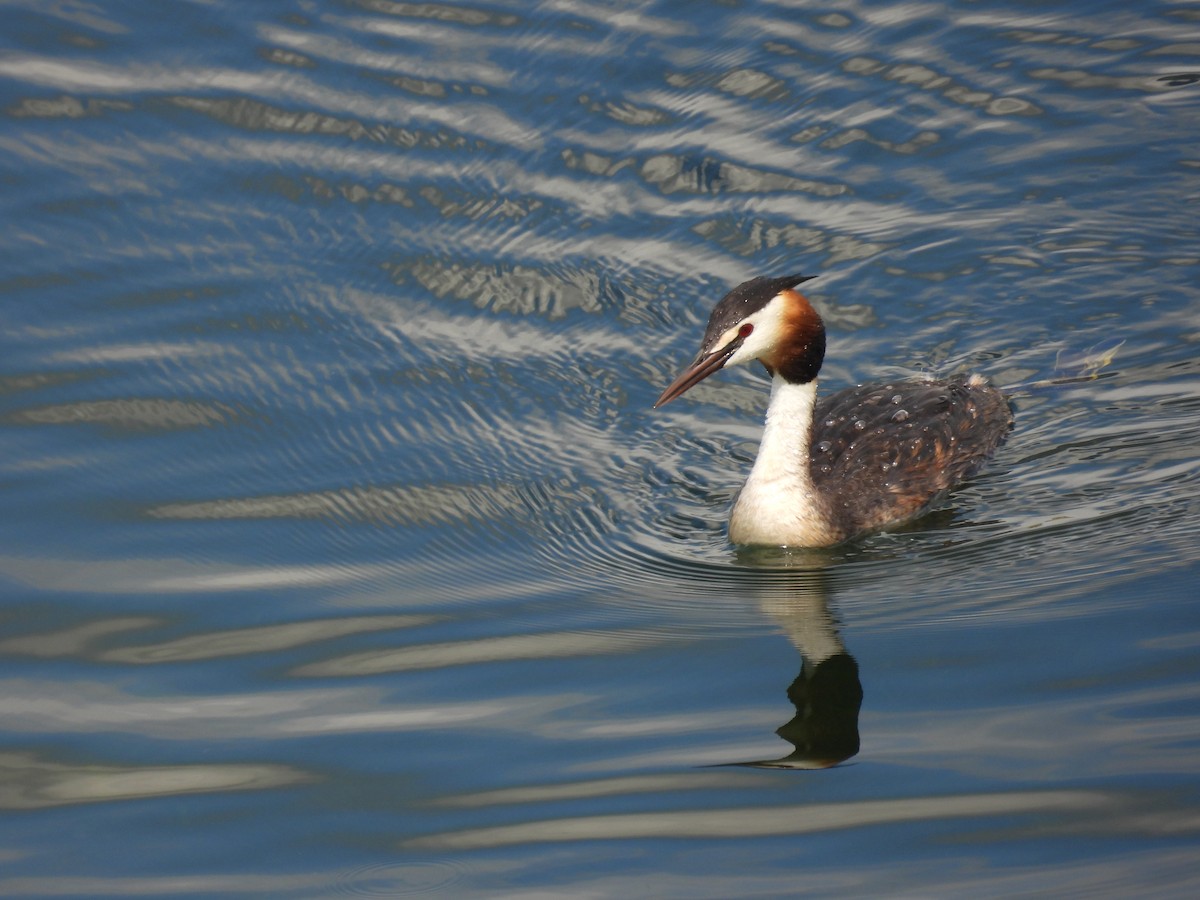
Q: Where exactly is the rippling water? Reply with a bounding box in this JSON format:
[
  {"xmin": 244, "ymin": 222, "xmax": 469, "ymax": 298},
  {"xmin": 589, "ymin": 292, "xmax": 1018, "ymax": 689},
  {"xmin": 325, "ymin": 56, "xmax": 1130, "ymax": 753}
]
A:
[{"xmin": 2, "ymin": 1, "xmax": 1199, "ymax": 896}]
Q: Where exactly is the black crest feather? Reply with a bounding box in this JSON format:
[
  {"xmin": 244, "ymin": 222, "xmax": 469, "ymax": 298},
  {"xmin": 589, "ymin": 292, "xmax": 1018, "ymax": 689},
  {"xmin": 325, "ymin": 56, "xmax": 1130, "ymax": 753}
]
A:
[{"xmin": 699, "ymin": 273, "xmax": 817, "ymax": 355}]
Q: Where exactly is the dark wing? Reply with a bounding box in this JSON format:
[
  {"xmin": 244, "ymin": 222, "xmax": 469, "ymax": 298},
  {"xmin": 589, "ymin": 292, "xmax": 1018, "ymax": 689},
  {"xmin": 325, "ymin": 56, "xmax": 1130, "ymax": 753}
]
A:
[{"xmin": 811, "ymin": 376, "xmax": 1012, "ymax": 535}]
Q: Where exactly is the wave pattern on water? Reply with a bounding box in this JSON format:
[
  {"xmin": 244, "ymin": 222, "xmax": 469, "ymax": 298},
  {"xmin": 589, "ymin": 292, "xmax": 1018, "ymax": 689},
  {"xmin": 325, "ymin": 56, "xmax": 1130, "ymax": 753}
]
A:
[{"xmin": 2, "ymin": 0, "xmax": 1200, "ymax": 895}]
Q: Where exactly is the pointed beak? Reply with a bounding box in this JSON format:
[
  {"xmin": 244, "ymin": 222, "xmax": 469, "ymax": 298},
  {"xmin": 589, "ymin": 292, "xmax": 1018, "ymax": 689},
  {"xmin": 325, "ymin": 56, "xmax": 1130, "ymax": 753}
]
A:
[{"xmin": 653, "ymin": 336, "xmax": 744, "ymax": 408}]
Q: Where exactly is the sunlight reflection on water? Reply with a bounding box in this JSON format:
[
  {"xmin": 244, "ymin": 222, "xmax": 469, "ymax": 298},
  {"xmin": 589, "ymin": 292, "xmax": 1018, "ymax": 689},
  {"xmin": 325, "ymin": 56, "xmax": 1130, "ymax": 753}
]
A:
[{"xmin": 2, "ymin": 0, "xmax": 1200, "ymax": 895}]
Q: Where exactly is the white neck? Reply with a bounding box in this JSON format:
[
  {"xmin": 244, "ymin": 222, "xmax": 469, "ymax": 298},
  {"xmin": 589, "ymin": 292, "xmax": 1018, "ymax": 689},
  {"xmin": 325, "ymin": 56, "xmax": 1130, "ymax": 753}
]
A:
[{"xmin": 729, "ymin": 376, "xmax": 838, "ymax": 546}]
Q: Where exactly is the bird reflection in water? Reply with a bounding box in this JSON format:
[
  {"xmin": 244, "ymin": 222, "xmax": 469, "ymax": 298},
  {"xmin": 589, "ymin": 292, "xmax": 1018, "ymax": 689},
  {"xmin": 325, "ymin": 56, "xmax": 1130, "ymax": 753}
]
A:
[{"xmin": 725, "ymin": 557, "xmax": 862, "ymax": 769}]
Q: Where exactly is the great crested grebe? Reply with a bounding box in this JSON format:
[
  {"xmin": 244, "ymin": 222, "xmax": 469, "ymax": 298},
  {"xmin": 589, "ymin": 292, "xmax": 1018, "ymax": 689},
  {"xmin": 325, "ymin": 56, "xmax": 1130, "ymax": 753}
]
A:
[{"xmin": 654, "ymin": 273, "xmax": 1012, "ymax": 547}]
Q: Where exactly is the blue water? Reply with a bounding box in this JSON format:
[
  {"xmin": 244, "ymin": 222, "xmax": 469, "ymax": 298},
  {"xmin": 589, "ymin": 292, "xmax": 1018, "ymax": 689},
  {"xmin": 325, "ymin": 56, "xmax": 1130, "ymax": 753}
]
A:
[{"xmin": 2, "ymin": 1, "xmax": 1199, "ymax": 896}]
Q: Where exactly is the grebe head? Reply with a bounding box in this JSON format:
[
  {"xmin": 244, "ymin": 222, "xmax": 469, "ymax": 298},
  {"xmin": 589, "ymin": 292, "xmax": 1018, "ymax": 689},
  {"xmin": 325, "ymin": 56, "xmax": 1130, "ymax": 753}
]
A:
[{"xmin": 654, "ymin": 273, "xmax": 825, "ymax": 407}]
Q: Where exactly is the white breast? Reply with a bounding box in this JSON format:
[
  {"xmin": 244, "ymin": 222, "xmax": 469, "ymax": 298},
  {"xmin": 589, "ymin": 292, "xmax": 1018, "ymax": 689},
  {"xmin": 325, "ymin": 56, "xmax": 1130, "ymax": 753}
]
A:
[{"xmin": 728, "ymin": 377, "xmax": 841, "ymax": 547}]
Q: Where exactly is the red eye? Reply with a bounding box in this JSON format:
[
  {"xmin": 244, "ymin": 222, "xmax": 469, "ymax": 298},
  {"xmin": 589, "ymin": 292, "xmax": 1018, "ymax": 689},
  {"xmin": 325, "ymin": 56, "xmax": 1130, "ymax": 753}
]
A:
[{"xmin": 738, "ymin": 323, "xmax": 754, "ymax": 338}]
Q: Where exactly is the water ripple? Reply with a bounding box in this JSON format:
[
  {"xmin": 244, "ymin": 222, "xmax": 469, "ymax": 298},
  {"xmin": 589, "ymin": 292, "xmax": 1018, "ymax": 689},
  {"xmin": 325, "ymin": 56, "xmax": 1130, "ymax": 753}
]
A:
[
  {"xmin": 2, "ymin": 0, "xmax": 1200, "ymax": 891},
  {"xmin": 0, "ymin": 751, "xmax": 307, "ymax": 811}
]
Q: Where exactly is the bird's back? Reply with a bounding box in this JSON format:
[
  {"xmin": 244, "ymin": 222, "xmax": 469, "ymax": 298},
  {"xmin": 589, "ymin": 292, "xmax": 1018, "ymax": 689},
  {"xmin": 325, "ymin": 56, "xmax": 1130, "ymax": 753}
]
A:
[{"xmin": 811, "ymin": 375, "xmax": 1012, "ymax": 538}]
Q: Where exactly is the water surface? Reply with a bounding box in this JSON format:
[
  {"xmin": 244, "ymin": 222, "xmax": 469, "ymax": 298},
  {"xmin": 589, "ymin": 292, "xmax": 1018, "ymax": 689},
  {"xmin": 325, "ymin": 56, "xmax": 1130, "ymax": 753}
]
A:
[{"xmin": 2, "ymin": 1, "xmax": 1199, "ymax": 896}]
